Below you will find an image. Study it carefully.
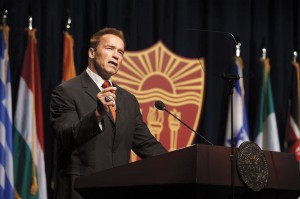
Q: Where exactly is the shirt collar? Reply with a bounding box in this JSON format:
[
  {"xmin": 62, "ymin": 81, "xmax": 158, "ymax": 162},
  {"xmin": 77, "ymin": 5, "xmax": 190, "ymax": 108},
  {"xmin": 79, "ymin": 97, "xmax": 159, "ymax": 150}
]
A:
[{"xmin": 86, "ymin": 67, "xmax": 112, "ymax": 90}]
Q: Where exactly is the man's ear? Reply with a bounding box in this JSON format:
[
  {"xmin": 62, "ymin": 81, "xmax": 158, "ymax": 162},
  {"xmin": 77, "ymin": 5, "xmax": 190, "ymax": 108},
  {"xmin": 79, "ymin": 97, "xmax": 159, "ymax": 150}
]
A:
[{"xmin": 88, "ymin": 48, "xmax": 95, "ymax": 59}]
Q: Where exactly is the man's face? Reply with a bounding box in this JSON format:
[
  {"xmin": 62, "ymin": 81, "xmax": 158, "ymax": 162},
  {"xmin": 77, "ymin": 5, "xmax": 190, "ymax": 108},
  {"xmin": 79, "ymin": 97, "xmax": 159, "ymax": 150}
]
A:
[{"xmin": 89, "ymin": 34, "xmax": 125, "ymax": 80}]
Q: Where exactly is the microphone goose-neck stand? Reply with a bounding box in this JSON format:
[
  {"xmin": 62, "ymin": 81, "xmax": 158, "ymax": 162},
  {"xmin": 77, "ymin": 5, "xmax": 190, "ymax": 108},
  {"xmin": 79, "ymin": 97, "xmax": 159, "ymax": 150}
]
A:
[{"xmin": 222, "ymin": 74, "xmax": 240, "ymax": 199}]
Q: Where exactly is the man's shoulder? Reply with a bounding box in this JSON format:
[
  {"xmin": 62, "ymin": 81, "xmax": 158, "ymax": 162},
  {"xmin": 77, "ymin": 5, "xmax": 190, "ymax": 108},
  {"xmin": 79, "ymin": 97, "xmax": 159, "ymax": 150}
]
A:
[
  {"xmin": 52, "ymin": 72, "xmax": 88, "ymax": 94},
  {"xmin": 57, "ymin": 76, "xmax": 81, "ymax": 89},
  {"xmin": 57, "ymin": 71, "xmax": 89, "ymax": 88}
]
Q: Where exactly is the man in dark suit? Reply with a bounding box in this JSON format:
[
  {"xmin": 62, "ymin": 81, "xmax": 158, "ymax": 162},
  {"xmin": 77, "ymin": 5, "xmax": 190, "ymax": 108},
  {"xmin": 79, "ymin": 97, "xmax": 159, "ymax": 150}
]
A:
[{"xmin": 50, "ymin": 27, "xmax": 167, "ymax": 199}]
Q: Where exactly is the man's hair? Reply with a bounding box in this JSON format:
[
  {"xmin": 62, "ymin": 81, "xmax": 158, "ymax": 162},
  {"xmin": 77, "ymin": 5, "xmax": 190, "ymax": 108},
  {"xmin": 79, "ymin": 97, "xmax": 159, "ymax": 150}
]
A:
[{"xmin": 90, "ymin": 27, "xmax": 126, "ymax": 49}]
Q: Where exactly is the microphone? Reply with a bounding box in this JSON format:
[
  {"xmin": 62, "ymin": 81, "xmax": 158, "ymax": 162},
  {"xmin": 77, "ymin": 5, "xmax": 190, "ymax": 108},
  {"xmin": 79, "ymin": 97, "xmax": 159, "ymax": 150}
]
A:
[
  {"xmin": 154, "ymin": 100, "xmax": 166, "ymax": 111},
  {"xmin": 154, "ymin": 100, "xmax": 213, "ymax": 145}
]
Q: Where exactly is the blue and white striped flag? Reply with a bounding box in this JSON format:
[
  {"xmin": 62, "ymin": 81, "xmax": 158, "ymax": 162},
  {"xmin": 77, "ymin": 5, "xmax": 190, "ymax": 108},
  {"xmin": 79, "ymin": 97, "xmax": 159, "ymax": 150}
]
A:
[
  {"xmin": 0, "ymin": 25, "xmax": 14, "ymax": 199},
  {"xmin": 224, "ymin": 56, "xmax": 250, "ymax": 147}
]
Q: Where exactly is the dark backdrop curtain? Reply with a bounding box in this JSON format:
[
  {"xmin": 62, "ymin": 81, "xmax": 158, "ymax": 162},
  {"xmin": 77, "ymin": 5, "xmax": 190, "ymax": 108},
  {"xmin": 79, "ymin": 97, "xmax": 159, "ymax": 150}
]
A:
[{"xmin": 1, "ymin": 0, "xmax": 299, "ymax": 197}]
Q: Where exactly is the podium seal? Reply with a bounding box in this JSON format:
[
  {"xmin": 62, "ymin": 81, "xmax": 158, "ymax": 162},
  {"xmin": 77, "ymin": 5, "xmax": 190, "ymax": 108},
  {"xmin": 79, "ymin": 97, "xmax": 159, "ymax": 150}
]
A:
[{"xmin": 236, "ymin": 141, "xmax": 268, "ymax": 191}]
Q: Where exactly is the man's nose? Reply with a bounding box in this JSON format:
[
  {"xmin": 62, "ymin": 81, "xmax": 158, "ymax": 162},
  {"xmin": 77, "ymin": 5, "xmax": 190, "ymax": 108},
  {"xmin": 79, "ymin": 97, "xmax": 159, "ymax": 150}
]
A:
[{"xmin": 112, "ymin": 50, "xmax": 119, "ymax": 60}]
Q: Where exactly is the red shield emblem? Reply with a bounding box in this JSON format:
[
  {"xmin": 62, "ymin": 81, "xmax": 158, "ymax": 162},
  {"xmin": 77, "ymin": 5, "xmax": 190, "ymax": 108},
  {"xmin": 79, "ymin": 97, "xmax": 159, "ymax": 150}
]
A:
[{"xmin": 112, "ymin": 41, "xmax": 205, "ymax": 161}]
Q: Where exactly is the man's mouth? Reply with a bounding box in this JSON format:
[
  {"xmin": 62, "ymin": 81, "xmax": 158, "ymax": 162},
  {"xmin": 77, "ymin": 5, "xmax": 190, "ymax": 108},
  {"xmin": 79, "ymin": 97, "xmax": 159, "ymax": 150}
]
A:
[{"xmin": 108, "ymin": 61, "xmax": 117, "ymax": 67}]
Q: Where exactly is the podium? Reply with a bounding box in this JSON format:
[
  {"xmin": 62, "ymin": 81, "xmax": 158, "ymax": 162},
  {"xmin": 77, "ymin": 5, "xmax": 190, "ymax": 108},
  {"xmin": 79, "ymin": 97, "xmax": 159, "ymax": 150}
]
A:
[{"xmin": 74, "ymin": 144, "xmax": 300, "ymax": 199}]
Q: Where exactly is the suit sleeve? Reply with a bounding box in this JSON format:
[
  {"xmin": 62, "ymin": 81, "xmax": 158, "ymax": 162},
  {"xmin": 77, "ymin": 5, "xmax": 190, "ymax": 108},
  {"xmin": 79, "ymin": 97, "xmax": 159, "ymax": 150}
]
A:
[{"xmin": 50, "ymin": 85, "xmax": 101, "ymax": 152}]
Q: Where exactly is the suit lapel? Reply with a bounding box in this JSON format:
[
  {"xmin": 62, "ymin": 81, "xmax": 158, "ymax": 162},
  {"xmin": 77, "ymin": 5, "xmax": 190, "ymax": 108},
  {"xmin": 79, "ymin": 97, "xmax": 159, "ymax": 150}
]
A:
[
  {"xmin": 80, "ymin": 71, "xmax": 99, "ymax": 102},
  {"xmin": 80, "ymin": 71, "xmax": 115, "ymax": 124}
]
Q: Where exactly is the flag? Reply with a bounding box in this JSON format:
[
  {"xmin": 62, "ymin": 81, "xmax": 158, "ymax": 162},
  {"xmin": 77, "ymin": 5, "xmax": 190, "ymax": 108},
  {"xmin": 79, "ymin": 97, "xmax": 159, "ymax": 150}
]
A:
[
  {"xmin": 0, "ymin": 25, "xmax": 14, "ymax": 199},
  {"xmin": 51, "ymin": 31, "xmax": 77, "ymax": 190},
  {"xmin": 224, "ymin": 56, "xmax": 250, "ymax": 147},
  {"xmin": 13, "ymin": 29, "xmax": 47, "ymax": 199},
  {"xmin": 285, "ymin": 61, "xmax": 300, "ymax": 163},
  {"xmin": 254, "ymin": 58, "xmax": 281, "ymax": 151},
  {"xmin": 62, "ymin": 31, "xmax": 76, "ymax": 82}
]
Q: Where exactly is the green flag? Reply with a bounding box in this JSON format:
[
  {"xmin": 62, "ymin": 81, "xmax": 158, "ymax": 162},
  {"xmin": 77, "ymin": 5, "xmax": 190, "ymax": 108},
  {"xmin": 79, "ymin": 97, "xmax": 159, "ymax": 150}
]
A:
[{"xmin": 254, "ymin": 58, "xmax": 280, "ymax": 152}]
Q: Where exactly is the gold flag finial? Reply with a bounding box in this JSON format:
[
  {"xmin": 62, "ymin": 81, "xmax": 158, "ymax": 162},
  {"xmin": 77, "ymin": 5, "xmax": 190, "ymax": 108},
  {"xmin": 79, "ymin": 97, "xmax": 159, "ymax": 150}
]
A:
[
  {"xmin": 293, "ymin": 51, "xmax": 298, "ymax": 63},
  {"xmin": 2, "ymin": 9, "xmax": 8, "ymax": 26},
  {"xmin": 262, "ymin": 48, "xmax": 267, "ymax": 59},
  {"xmin": 236, "ymin": 42, "xmax": 241, "ymax": 57},
  {"xmin": 28, "ymin": 17, "xmax": 33, "ymax": 30}
]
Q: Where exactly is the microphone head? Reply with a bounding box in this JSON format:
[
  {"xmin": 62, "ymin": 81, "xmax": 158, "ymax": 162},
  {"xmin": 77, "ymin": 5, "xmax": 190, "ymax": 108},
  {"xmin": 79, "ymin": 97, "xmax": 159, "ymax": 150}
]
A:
[{"xmin": 154, "ymin": 100, "xmax": 166, "ymax": 110}]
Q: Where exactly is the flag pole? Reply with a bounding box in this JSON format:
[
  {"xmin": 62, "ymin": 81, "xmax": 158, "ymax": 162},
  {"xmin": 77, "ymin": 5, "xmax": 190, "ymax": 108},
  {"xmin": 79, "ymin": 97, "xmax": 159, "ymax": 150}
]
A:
[
  {"xmin": 2, "ymin": 9, "xmax": 7, "ymax": 26},
  {"xmin": 221, "ymin": 41, "xmax": 242, "ymax": 199},
  {"xmin": 293, "ymin": 51, "xmax": 297, "ymax": 63},
  {"xmin": 66, "ymin": 16, "xmax": 71, "ymax": 32},
  {"xmin": 28, "ymin": 16, "xmax": 33, "ymax": 30}
]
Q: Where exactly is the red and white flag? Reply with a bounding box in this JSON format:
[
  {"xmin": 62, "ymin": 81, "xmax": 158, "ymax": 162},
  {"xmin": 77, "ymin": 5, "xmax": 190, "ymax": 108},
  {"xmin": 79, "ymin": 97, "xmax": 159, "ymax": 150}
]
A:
[
  {"xmin": 285, "ymin": 61, "xmax": 300, "ymax": 166},
  {"xmin": 13, "ymin": 29, "xmax": 47, "ymax": 199}
]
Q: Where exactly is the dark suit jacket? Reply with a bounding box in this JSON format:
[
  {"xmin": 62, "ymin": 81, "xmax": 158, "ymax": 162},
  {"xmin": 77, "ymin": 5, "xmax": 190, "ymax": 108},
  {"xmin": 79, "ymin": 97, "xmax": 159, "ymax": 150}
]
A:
[{"xmin": 50, "ymin": 71, "xmax": 167, "ymax": 199}]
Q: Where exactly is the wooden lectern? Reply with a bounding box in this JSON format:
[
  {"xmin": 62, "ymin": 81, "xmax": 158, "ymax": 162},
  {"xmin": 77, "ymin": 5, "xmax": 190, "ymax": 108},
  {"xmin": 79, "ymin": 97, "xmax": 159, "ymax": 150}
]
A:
[{"xmin": 74, "ymin": 144, "xmax": 300, "ymax": 199}]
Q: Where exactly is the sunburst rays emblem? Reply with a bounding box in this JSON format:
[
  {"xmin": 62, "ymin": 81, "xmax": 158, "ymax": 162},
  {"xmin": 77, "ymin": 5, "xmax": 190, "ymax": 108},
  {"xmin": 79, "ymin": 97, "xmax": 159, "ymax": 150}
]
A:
[{"xmin": 112, "ymin": 41, "xmax": 205, "ymax": 161}]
